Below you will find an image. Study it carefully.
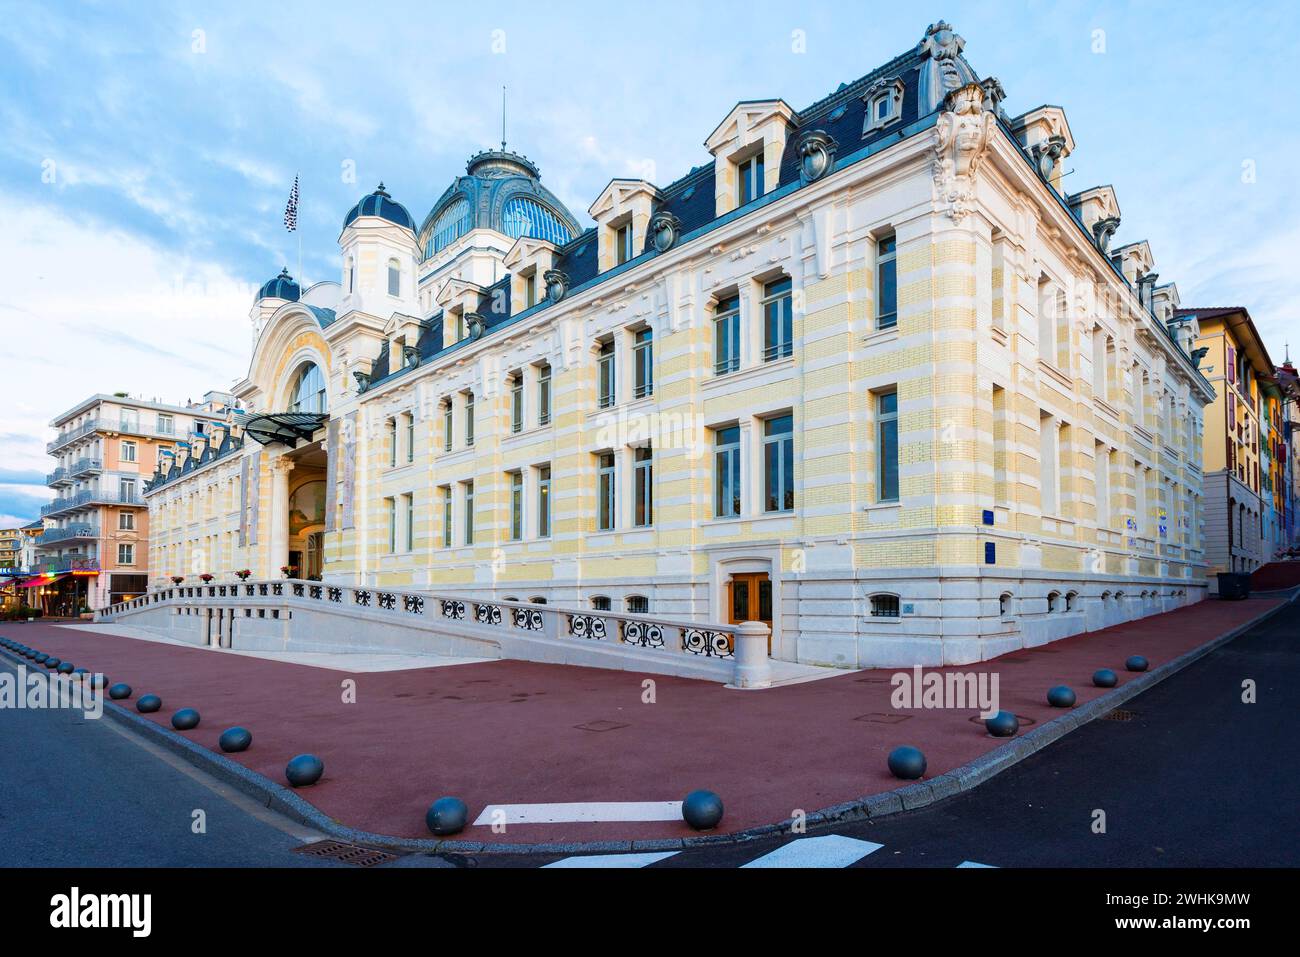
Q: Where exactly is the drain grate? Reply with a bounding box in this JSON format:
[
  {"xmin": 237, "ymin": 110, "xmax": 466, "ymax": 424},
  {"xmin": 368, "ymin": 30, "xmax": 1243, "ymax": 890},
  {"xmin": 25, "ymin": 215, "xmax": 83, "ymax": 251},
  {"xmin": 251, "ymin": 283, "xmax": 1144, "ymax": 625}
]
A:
[
  {"xmin": 1102, "ymin": 709, "xmax": 1137, "ymax": 722},
  {"xmin": 292, "ymin": 840, "xmax": 398, "ymax": 867},
  {"xmin": 575, "ymin": 719, "xmax": 629, "ymax": 732},
  {"xmin": 855, "ymin": 712, "xmax": 912, "ymax": 724}
]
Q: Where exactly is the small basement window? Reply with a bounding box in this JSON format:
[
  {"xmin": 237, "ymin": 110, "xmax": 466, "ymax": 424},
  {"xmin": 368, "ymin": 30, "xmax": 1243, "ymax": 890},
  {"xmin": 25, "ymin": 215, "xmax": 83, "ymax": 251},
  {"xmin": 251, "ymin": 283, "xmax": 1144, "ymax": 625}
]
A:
[
  {"xmin": 1047, "ymin": 591, "xmax": 1061, "ymax": 613},
  {"xmin": 869, "ymin": 594, "xmax": 900, "ymax": 618},
  {"xmin": 999, "ymin": 592, "xmax": 1013, "ymax": 617}
]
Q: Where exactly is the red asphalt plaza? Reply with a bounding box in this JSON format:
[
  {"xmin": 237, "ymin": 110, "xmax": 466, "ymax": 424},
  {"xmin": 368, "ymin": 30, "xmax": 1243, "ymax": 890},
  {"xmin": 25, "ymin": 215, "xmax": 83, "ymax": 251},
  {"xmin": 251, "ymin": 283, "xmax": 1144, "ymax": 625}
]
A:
[{"xmin": 3, "ymin": 595, "xmax": 1289, "ymax": 845}]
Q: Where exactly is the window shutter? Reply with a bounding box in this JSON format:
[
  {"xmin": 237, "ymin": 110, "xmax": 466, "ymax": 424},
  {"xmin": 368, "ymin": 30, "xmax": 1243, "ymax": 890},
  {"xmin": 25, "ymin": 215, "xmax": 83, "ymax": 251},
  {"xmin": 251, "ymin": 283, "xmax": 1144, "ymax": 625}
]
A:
[
  {"xmin": 1227, "ymin": 346, "xmax": 1236, "ymax": 383},
  {"xmin": 1227, "ymin": 393, "xmax": 1235, "ymax": 429}
]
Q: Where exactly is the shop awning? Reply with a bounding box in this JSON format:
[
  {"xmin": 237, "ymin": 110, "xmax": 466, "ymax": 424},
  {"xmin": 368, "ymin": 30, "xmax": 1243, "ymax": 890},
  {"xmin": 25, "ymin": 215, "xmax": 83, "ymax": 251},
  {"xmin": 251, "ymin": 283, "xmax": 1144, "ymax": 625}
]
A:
[
  {"xmin": 242, "ymin": 412, "xmax": 328, "ymax": 448},
  {"xmin": 21, "ymin": 573, "xmax": 68, "ymax": 588}
]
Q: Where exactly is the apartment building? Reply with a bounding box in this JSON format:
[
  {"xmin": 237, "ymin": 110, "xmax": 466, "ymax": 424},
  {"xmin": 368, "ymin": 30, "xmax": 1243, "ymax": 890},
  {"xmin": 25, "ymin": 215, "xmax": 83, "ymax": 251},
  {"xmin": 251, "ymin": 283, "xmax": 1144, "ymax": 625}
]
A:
[
  {"xmin": 40, "ymin": 393, "xmax": 234, "ymax": 612},
  {"xmin": 145, "ymin": 21, "xmax": 1213, "ymax": 668}
]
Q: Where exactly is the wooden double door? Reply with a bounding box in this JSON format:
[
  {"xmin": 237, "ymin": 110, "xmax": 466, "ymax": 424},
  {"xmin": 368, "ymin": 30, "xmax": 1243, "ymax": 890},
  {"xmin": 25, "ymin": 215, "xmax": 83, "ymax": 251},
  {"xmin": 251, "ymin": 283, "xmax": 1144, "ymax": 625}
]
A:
[{"xmin": 726, "ymin": 572, "xmax": 773, "ymax": 653}]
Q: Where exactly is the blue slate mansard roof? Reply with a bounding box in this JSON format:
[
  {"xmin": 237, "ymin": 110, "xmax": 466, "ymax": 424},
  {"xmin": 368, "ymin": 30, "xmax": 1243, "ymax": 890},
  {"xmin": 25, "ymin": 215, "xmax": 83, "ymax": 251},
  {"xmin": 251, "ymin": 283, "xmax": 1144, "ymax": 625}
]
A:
[{"xmin": 342, "ymin": 183, "xmax": 416, "ymax": 232}]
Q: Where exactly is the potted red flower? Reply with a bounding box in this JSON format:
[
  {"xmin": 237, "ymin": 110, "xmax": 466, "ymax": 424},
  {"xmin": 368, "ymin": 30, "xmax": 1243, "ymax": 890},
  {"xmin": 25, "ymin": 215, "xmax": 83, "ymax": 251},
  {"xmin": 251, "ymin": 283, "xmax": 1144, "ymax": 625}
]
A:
[
  {"xmin": 170, "ymin": 576, "xmax": 185, "ymax": 586},
  {"xmin": 199, "ymin": 573, "xmax": 214, "ymax": 583},
  {"xmin": 235, "ymin": 569, "xmax": 252, "ymax": 581},
  {"xmin": 280, "ymin": 565, "xmax": 297, "ymax": 579}
]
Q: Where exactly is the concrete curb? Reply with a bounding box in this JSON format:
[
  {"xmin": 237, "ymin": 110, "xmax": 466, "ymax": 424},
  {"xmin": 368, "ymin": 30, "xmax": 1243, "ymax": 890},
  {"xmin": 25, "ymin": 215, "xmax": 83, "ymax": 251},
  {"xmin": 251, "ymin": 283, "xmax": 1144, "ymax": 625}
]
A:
[{"xmin": 1, "ymin": 592, "xmax": 1293, "ymax": 857}]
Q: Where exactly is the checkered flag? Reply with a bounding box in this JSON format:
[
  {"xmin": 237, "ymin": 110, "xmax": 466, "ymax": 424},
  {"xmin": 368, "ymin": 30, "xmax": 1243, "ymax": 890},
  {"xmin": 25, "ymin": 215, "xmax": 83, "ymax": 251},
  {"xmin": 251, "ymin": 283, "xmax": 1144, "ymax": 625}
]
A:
[{"xmin": 283, "ymin": 174, "xmax": 299, "ymax": 232}]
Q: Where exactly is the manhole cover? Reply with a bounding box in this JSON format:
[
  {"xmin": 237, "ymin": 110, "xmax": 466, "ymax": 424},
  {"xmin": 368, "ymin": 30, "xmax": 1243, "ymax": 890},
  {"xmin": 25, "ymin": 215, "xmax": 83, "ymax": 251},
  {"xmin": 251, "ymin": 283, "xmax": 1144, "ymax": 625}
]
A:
[
  {"xmin": 1102, "ymin": 709, "xmax": 1137, "ymax": 722},
  {"xmin": 575, "ymin": 720, "xmax": 629, "ymax": 732},
  {"xmin": 854, "ymin": 712, "xmax": 912, "ymax": 724},
  {"xmin": 967, "ymin": 714, "xmax": 1037, "ymax": 727},
  {"xmin": 292, "ymin": 840, "xmax": 398, "ymax": 867}
]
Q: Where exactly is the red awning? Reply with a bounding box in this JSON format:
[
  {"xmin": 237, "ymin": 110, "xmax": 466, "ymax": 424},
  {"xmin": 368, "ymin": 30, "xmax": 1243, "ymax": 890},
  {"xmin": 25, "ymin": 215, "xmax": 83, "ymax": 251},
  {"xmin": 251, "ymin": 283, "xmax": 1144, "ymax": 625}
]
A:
[{"xmin": 21, "ymin": 573, "xmax": 68, "ymax": 588}]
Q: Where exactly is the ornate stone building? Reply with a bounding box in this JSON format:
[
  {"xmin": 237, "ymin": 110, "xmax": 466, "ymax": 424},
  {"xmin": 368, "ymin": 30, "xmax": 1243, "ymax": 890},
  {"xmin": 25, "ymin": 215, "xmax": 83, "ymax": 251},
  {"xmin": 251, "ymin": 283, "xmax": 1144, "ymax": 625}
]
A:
[{"xmin": 144, "ymin": 21, "xmax": 1213, "ymax": 668}]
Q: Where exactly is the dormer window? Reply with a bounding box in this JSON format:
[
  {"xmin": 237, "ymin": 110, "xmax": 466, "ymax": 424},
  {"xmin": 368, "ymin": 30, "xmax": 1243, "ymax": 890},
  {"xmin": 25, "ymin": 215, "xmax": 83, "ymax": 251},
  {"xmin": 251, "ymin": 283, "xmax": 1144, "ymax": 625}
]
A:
[
  {"xmin": 616, "ymin": 223, "xmax": 634, "ymax": 265},
  {"xmin": 524, "ymin": 272, "xmax": 537, "ymax": 308},
  {"xmin": 738, "ymin": 152, "xmax": 765, "ymax": 206},
  {"xmin": 387, "ymin": 259, "xmax": 401, "ymax": 297},
  {"xmin": 862, "ymin": 78, "xmax": 904, "ymax": 134}
]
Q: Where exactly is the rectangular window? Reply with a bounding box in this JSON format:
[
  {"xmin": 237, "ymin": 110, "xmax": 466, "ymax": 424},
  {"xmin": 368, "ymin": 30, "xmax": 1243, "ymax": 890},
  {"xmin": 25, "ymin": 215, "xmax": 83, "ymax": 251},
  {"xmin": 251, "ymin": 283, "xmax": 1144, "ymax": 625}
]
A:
[
  {"xmin": 877, "ymin": 391, "xmax": 899, "ymax": 502},
  {"xmin": 465, "ymin": 393, "xmax": 475, "ymax": 446},
  {"xmin": 597, "ymin": 452, "xmax": 616, "ymax": 531},
  {"xmin": 403, "ymin": 493, "xmax": 414, "ymax": 551},
  {"xmin": 509, "ymin": 471, "xmax": 524, "ymax": 541},
  {"xmin": 616, "ymin": 224, "xmax": 633, "ymax": 265},
  {"xmin": 713, "ymin": 294, "xmax": 741, "ymax": 375},
  {"xmin": 876, "ymin": 234, "xmax": 897, "ymax": 329},
  {"xmin": 119, "ymin": 410, "xmax": 138, "ymax": 432},
  {"xmin": 121, "ymin": 441, "xmax": 137, "ymax": 463},
  {"xmin": 119, "ymin": 511, "xmax": 135, "ymax": 530},
  {"xmin": 524, "ymin": 273, "xmax": 537, "ymax": 308},
  {"xmin": 406, "ymin": 413, "xmax": 415, "ymax": 463},
  {"xmin": 386, "ymin": 497, "xmax": 396, "ymax": 552},
  {"xmin": 762, "ymin": 277, "xmax": 793, "ymax": 361},
  {"xmin": 537, "ymin": 465, "xmax": 551, "ymax": 538},
  {"xmin": 1095, "ymin": 443, "xmax": 1110, "ymax": 528},
  {"xmin": 117, "ymin": 543, "xmax": 133, "ymax": 565},
  {"xmin": 598, "ymin": 340, "xmax": 616, "ymax": 409},
  {"xmin": 119, "ymin": 478, "xmax": 136, "ymax": 503},
  {"xmin": 714, "ymin": 425, "xmax": 741, "ymax": 517},
  {"xmin": 388, "ymin": 418, "xmax": 398, "ymax": 467},
  {"xmin": 633, "ymin": 328, "xmax": 653, "ymax": 399},
  {"xmin": 627, "ymin": 595, "xmax": 649, "ymax": 614},
  {"xmin": 157, "ymin": 414, "xmax": 174, "ymax": 436},
  {"xmin": 440, "ymin": 486, "xmax": 452, "ymax": 547},
  {"xmin": 537, "ymin": 364, "xmax": 552, "ymax": 426},
  {"xmin": 738, "ymin": 152, "xmax": 765, "ymax": 205},
  {"xmin": 634, "ymin": 446, "xmax": 653, "ymax": 527},
  {"xmin": 506, "ymin": 374, "xmax": 523, "ymax": 434},
  {"xmin": 463, "ymin": 480, "xmax": 475, "ymax": 545},
  {"xmin": 442, "ymin": 401, "xmax": 453, "ymax": 451},
  {"xmin": 763, "ymin": 414, "xmax": 795, "ymax": 512}
]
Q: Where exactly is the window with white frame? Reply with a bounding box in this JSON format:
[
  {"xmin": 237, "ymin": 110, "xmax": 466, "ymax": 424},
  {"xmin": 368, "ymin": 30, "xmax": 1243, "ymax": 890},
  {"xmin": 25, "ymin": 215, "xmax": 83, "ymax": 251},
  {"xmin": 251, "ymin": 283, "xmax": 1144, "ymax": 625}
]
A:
[
  {"xmin": 442, "ymin": 400, "xmax": 453, "ymax": 451},
  {"xmin": 763, "ymin": 414, "xmax": 794, "ymax": 512},
  {"xmin": 119, "ymin": 511, "xmax": 134, "ymax": 530},
  {"xmin": 876, "ymin": 234, "xmax": 897, "ymax": 329},
  {"xmin": 508, "ymin": 470, "xmax": 524, "ymax": 541},
  {"xmin": 510, "ymin": 373, "xmax": 524, "ymax": 434},
  {"xmin": 634, "ymin": 446, "xmax": 653, "ymax": 527},
  {"xmin": 524, "ymin": 272, "xmax": 537, "ymax": 308},
  {"xmin": 405, "ymin": 412, "xmax": 414, "ymax": 463},
  {"xmin": 598, "ymin": 340, "xmax": 616, "ymax": 409},
  {"xmin": 463, "ymin": 480, "xmax": 475, "ymax": 545},
  {"xmin": 119, "ymin": 478, "xmax": 136, "ymax": 502},
  {"xmin": 597, "ymin": 452, "xmax": 616, "ymax": 531},
  {"xmin": 876, "ymin": 391, "xmax": 899, "ymax": 502},
  {"xmin": 121, "ymin": 440, "xmax": 137, "ymax": 463},
  {"xmin": 387, "ymin": 259, "xmax": 401, "ymax": 296},
  {"xmin": 714, "ymin": 425, "xmax": 741, "ymax": 517},
  {"xmin": 633, "ymin": 328, "xmax": 653, "ymax": 399},
  {"xmin": 762, "ymin": 277, "xmax": 793, "ymax": 361},
  {"xmin": 464, "ymin": 391, "xmax": 475, "ymax": 447},
  {"xmin": 616, "ymin": 223, "xmax": 634, "ymax": 265},
  {"xmin": 713, "ymin": 294, "xmax": 741, "ymax": 375},
  {"xmin": 403, "ymin": 492, "xmax": 414, "ymax": 551},
  {"xmin": 117, "ymin": 543, "xmax": 134, "ymax": 565},
  {"xmin": 440, "ymin": 485, "xmax": 452, "ymax": 547},
  {"xmin": 738, "ymin": 152, "xmax": 765, "ymax": 205},
  {"xmin": 386, "ymin": 497, "xmax": 397, "ymax": 552},
  {"xmin": 537, "ymin": 464, "xmax": 551, "ymax": 538},
  {"xmin": 537, "ymin": 363, "xmax": 552, "ymax": 426}
]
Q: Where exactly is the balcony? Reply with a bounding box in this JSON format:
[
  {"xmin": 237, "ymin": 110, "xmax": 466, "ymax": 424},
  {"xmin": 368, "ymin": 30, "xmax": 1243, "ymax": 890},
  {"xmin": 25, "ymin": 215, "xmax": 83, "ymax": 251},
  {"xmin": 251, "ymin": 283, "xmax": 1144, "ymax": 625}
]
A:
[
  {"xmin": 37, "ymin": 523, "xmax": 100, "ymax": 546},
  {"xmin": 47, "ymin": 418, "xmax": 100, "ymax": 453},
  {"xmin": 46, "ymin": 467, "xmax": 70, "ymax": 487},
  {"xmin": 69, "ymin": 457, "xmax": 103, "ymax": 478},
  {"xmin": 40, "ymin": 488, "xmax": 143, "ymax": 517}
]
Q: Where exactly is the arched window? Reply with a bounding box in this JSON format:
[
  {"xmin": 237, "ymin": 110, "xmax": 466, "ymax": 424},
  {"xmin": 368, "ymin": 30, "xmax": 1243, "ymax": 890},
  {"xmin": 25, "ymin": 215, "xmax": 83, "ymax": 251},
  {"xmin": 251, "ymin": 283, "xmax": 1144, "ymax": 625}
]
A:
[
  {"xmin": 427, "ymin": 198, "xmax": 472, "ymax": 256},
  {"xmin": 591, "ymin": 596, "xmax": 611, "ymax": 611},
  {"xmin": 529, "ymin": 596, "xmax": 547, "ymax": 605},
  {"xmin": 289, "ymin": 363, "xmax": 326, "ymax": 414},
  {"xmin": 502, "ymin": 196, "xmax": 573, "ymax": 246},
  {"xmin": 387, "ymin": 259, "xmax": 401, "ymax": 297},
  {"xmin": 999, "ymin": 592, "xmax": 1013, "ymax": 617},
  {"xmin": 1047, "ymin": 591, "xmax": 1061, "ymax": 613},
  {"xmin": 626, "ymin": 595, "xmax": 649, "ymax": 614},
  {"xmin": 1065, "ymin": 591, "xmax": 1078, "ymax": 612}
]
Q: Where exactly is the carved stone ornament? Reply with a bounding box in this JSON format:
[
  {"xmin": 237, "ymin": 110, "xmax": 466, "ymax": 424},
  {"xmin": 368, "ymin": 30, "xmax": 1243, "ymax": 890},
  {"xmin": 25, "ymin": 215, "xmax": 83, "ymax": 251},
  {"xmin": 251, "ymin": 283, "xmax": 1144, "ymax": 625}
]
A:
[
  {"xmin": 980, "ymin": 76, "xmax": 1007, "ymax": 116},
  {"xmin": 544, "ymin": 268, "xmax": 570, "ymax": 303},
  {"xmin": 795, "ymin": 129, "xmax": 837, "ymax": 183},
  {"xmin": 1033, "ymin": 135, "xmax": 1067, "ymax": 180},
  {"xmin": 917, "ymin": 21, "xmax": 979, "ymax": 114},
  {"xmin": 352, "ymin": 370, "xmax": 371, "ymax": 392},
  {"xmin": 932, "ymin": 82, "xmax": 996, "ymax": 223},
  {"xmin": 1092, "ymin": 216, "xmax": 1121, "ymax": 254},
  {"xmin": 649, "ymin": 211, "xmax": 682, "ymax": 253},
  {"xmin": 465, "ymin": 312, "xmax": 487, "ymax": 339}
]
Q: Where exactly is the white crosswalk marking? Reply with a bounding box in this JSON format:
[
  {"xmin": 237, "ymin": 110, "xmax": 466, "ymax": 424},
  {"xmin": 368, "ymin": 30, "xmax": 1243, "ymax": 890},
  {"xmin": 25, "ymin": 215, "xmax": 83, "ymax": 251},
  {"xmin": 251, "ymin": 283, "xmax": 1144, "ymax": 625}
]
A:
[
  {"xmin": 740, "ymin": 834, "xmax": 884, "ymax": 868},
  {"xmin": 543, "ymin": 851, "xmax": 679, "ymax": 868},
  {"xmin": 956, "ymin": 861, "xmax": 997, "ymax": 868}
]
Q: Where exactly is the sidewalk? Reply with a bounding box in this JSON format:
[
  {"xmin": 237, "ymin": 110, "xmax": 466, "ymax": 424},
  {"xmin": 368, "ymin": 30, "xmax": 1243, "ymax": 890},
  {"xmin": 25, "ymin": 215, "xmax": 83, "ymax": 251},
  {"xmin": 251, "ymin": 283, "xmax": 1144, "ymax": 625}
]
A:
[{"xmin": 4, "ymin": 594, "xmax": 1289, "ymax": 846}]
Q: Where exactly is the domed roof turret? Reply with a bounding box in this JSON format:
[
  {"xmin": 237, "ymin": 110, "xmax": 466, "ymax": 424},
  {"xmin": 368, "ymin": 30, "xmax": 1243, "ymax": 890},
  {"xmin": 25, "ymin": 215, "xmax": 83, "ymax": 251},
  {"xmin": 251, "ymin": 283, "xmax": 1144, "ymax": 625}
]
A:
[
  {"xmin": 418, "ymin": 149, "xmax": 581, "ymax": 259},
  {"xmin": 342, "ymin": 183, "xmax": 415, "ymax": 232},
  {"xmin": 255, "ymin": 267, "xmax": 300, "ymax": 303}
]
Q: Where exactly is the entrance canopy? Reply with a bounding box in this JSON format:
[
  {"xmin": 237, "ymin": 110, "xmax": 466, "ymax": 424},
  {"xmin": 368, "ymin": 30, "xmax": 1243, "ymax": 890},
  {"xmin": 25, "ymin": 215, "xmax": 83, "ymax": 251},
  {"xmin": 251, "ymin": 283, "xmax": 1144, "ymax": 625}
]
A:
[
  {"xmin": 21, "ymin": 573, "xmax": 68, "ymax": 588},
  {"xmin": 242, "ymin": 412, "xmax": 328, "ymax": 448}
]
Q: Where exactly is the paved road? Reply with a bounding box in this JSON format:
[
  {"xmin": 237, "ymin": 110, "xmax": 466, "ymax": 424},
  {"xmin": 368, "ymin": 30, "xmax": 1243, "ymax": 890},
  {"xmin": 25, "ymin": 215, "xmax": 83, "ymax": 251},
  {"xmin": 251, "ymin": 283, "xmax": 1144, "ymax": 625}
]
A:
[
  {"xmin": 466, "ymin": 602, "xmax": 1298, "ymax": 868},
  {"xmin": 1, "ymin": 601, "xmax": 1293, "ymax": 867}
]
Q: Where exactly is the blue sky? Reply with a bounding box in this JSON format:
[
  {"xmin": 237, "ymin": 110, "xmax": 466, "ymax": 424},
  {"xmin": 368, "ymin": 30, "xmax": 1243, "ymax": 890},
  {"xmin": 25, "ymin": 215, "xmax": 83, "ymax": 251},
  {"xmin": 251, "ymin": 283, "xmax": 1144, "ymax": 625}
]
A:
[{"xmin": 0, "ymin": 0, "xmax": 1294, "ymax": 525}]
